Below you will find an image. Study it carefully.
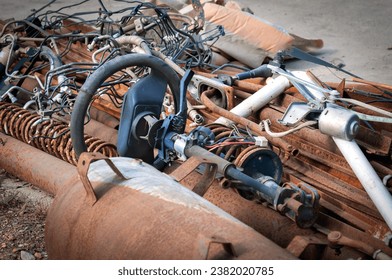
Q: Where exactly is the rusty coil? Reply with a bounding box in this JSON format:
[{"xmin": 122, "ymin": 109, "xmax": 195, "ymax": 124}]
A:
[
  {"xmin": 206, "ymin": 123, "xmax": 283, "ymax": 186},
  {"xmin": 0, "ymin": 102, "xmax": 118, "ymax": 165},
  {"xmin": 206, "ymin": 123, "xmax": 255, "ymax": 161}
]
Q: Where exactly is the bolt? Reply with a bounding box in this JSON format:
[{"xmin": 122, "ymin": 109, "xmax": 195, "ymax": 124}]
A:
[
  {"xmin": 349, "ymin": 121, "xmax": 359, "ymax": 138},
  {"xmin": 328, "ymin": 231, "xmax": 342, "ymax": 242}
]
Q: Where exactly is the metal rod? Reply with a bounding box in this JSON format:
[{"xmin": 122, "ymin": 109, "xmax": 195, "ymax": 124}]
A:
[
  {"xmin": 215, "ymin": 75, "xmax": 290, "ymax": 126},
  {"xmin": 333, "ymin": 137, "xmax": 392, "ymax": 231}
]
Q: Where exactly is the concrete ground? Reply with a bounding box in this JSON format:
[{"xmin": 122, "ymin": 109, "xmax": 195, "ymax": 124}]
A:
[{"xmin": 0, "ymin": 0, "xmax": 391, "ymax": 84}]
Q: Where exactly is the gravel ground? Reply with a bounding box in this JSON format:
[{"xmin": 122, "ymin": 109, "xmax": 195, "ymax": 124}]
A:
[{"xmin": 0, "ymin": 170, "xmax": 50, "ymax": 260}]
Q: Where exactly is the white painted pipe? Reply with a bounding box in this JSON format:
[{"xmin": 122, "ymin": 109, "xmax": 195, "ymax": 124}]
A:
[
  {"xmin": 215, "ymin": 75, "xmax": 291, "ymax": 126},
  {"xmin": 291, "ymin": 71, "xmax": 326, "ymax": 101},
  {"xmin": 333, "ymin": 137, "xmax": 392, "ymax": 231}
]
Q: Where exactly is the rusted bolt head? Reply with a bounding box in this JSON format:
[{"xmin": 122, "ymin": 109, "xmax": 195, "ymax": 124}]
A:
[{"xmin": 328, "ymin": 231, "xmax": 342, "ymax": 242}]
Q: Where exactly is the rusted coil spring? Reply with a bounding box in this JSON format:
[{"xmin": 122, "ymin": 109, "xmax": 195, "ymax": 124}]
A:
[
  {"xmin": 0, "ymin": 102, "xmax": 118, "ymax": 165},
  {"xmin": 206, "ymin": 123, "xmax": 264, "ymax": 166},
  {"xmin": 206, "ymin": 123, "xmax": 283, "ymax": 190}
]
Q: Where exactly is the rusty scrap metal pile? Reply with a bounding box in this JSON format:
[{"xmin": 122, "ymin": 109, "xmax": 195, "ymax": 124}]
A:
[{"xmin": 0, "ymin": 0, "xmax": 391, "ymax": 260}]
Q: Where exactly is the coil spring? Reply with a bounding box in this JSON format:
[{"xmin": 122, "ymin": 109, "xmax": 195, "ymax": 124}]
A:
[
  {"xmin": 205, "ymin": 123, "xmax": 258, "ymax": 163},
  {"xmin": 206, "ymin": 123, "xmax": 282, "ymax": 186},
  {"xmin": 0, "ymin": 102, "xmax": 118, "ymax": 165}
]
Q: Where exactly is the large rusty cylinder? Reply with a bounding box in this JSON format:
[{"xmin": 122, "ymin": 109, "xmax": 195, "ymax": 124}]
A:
[
  {"xmin": 46, "ymin": 155, "xmax": 296, "ymax": 260},
  {"xmin": 0, "ymin": 102, "xmax": 118, "ymax": 165},
  {"xmin": 0, "ymin": 134, "xmax": 295, "ymax": 259}
]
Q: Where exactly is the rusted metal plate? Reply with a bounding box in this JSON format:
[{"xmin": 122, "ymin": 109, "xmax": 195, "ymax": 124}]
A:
[{"xmin": 286, "ymin": 235, "xmax": 328, "ymax": 257}]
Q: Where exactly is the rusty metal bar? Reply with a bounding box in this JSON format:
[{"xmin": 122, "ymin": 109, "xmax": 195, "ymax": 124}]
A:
[{"xmin": 200, "ymin": 89, "xmax": 294, "ymax": 154}]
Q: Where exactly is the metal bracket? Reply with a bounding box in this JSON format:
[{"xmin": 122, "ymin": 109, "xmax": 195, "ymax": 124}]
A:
[
  {"xmin": 77, "ymin": 152, "xmax": 128, "ymax": 206},
  {"xmin": 279, "ymin": 102, "xmax": 322, "ymax": 126},
  {"xmin": 286, "ymin": 235, "xmax": 327, "ymax": 257},
  {"xmin": 170, "ymin": 156, "xmax": 217, "ymax": 196},
  {"xmin": 194, "ymin": 235, "xmax": 237, "ymax": 260}
]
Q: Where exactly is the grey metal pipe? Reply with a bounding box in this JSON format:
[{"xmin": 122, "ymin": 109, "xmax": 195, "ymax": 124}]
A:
[
  {"xmin": 115, "ymin": 35, "xmax": 152, "ymax": 55},
  {"xmin": 40, "ymin": 46, "xmax": 67, "ymax": 97},
  {"xmin": 40, "ymin": 46, "xmax": 62, "ymax": 69},
  {"xmin": 215, "ymin": 75, "xmax": 291, "ymax": 126},
  {"xmin": 333, "ymin": 137, "xmax": 392, "ymax": 231}
]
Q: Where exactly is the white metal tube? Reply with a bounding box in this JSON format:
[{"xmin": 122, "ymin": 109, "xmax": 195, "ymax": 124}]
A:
[
  {"xmin": 215, "ymin": 75, "xmax": 290, "ymax": 126},
  {"xmin": 291, "ymin": 71, "xmax": 326, "ymax": 100},
  {"xmin": 333, "ymin": 137, "xmax": 392, "ymax": 231}
]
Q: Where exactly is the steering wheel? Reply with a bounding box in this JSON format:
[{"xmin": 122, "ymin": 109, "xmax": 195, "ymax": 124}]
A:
[{"xmin": 71, "ymin": 53, "xmax": 180, "ymax": 164}]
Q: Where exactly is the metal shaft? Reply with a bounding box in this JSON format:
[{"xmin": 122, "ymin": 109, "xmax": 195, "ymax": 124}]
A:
[
  {"xmin": 215, "ymin": 75, "xmax": 290, "ymax": 126},
  {"xmin": 333, "ymin": 137, "xmax": 392, "ymax": 231},
  {"xmin": 184, "ymin": 145, "xmax": 278, "ymax": 205}
]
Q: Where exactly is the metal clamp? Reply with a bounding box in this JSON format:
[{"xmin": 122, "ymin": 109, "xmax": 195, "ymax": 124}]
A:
[
  {"xmin": 194, "ymin": 234, "xmax": 237, "ymax": 260},
  {"xmin": 77, "ymin": 152, "xmax": 128, "ymax": 205}
]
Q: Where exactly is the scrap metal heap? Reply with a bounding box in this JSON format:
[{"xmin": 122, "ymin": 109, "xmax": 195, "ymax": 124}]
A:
[{"xmin": 0, "ymin": 0, "xmax": 391, "ymax": 259}]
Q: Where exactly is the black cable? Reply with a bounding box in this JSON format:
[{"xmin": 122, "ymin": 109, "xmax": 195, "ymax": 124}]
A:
[{"xmin": 27, "ymin": 0, "xmax": 57, "ymax": 19}]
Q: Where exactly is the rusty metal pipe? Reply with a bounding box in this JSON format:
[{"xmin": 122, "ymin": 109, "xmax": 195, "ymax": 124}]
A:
[
  {"xmin": 89, "ymin": 107, "xmax": 119, "ymax": 128},
  {"xmin": 84, "ymin": 118, "xmax": 118, "ymax": 145},
  {"xmin": 46, "ymin": 155, "xmax": 296, "ymax": 260},
  {"xmin": 0, "ymin": 132, "xmax": 76, "ymax": 195},
  {"xmin": 203, "ymin": 183, "xmax": 316, "ymax": 248}
]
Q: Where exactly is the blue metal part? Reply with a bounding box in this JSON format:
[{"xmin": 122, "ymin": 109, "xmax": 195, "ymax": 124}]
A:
[
  {"xmin": 154, "ymin": 69, "xmax": 195, "ymax": 166},
  {"xmin": 117, "ymin": 71, "xmax": 168, "ymax": 163}
]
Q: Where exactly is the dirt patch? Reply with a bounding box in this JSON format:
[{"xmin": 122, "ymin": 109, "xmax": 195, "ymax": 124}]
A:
[{"xmin": 0, "ymin": 170, "xmax": 49, "ymax": 260}]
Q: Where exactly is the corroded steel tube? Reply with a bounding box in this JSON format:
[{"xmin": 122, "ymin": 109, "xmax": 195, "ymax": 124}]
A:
[
  {"xmin": 203, "ymin": 182, "xmax": 315, "ymax": 248},
  {"xmin": 84, "ymin": 118, "xmax": 118, "ymax": 145},
  {"xmin": 46, "ymin": 156, "xmax": 296, "ymax": 260}
]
